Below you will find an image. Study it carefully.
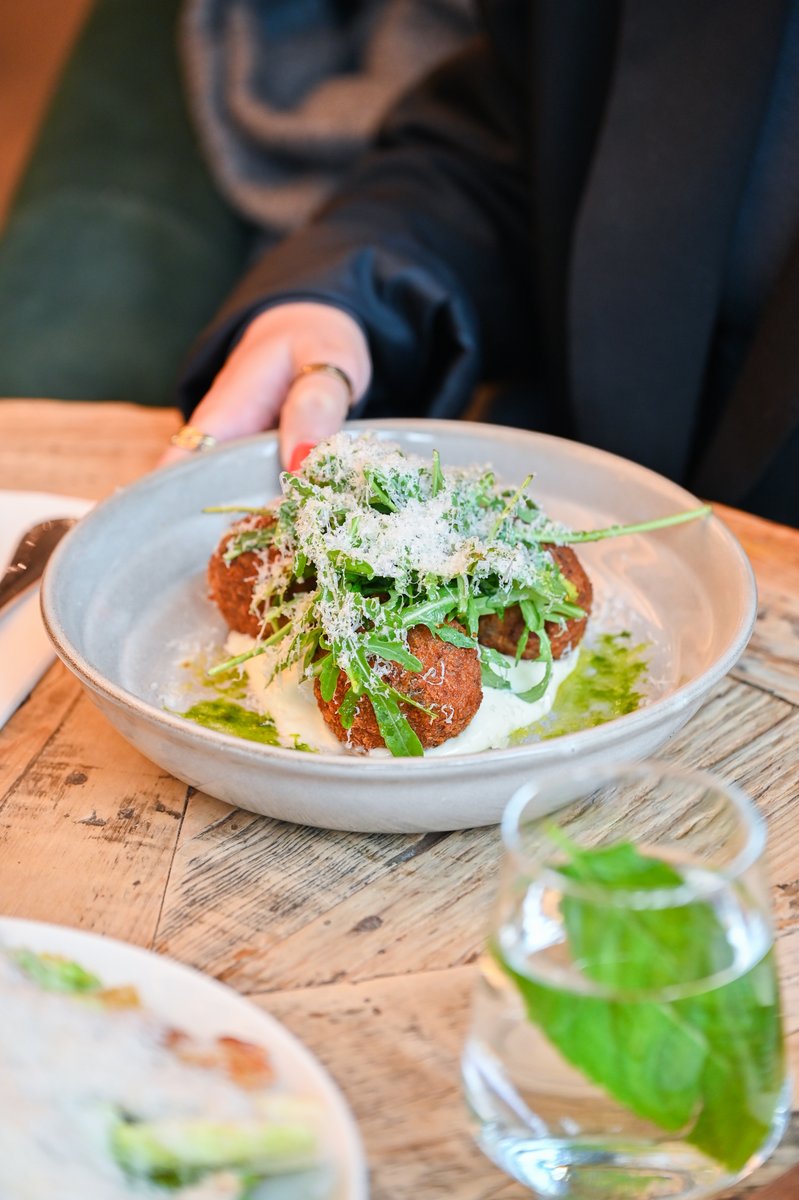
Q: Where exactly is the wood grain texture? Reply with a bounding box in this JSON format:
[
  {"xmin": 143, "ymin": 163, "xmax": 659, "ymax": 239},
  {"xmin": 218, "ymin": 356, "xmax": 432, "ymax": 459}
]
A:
[
  {"xmin": 261, "ymin": 967, "xmax": 522, "ymax": 1199},
  {"xmin": 726, "ymin": 1161, "xmax": 799, "ymax": 1200},
  {"xmin": 0, "ymin": 399, "xmax": 179, "ymax": 497},
  {"xmin": 0, "ymin": 690, "xmax": 187, "ymax": 945},
  {"xmin": 0, "ymin": 404, "xmax": 798, "ymax": 1199},
  {"xmin": 714, "ymin": 505, "xmax": 799, "ymax": 707}
]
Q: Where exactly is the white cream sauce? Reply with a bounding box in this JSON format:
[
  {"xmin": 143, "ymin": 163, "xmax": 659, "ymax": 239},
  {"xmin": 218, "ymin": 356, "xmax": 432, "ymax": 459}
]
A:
[{"xmin": 227, "ymin": 633, "xmax": 578, "ymax": 756}]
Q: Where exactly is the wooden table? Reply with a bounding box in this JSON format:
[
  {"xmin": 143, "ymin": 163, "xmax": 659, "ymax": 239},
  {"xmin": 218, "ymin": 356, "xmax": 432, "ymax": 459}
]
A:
[{"xmin": 2, "ymin": 399, "xmax": 798, "ymax": 1199}]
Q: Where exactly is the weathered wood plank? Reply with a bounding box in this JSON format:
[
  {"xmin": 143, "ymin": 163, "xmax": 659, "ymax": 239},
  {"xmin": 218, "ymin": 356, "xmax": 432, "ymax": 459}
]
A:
[
  {"xmin": 733, "ymin": 605, "xmax": 799, "ymax": 708},
  {"xmin": 0, "ymin": 399, "xmax": 179, "ymax": 497},
  {"xmin": 0, "ymin": 690, "xmax": 187, "ymax": 945},
  {"xmin": 0, "ymin": 660, "xmax": 80, "ymax": 796},
  {"xmin": 717, "ymin": 505, "xmax": 799, "ymax": 707},
  {"xmin": 156, "ymin": 797, "xmax": 496, "ymax": 992},
  {"xmin": 717, "ymin": 505, "xmax": 799, "ymax": 602},
  {"xmin": 260, "ymin": 966, "xmax": 523, "ymax": 1200},
  {"xmin": 661, "ymin": 675, "xmax": 794, "ymax": 766},
  {"xmin": 661, "ymin": 685, "xmax": 799, "ymax": 812},
  {"xmin": 154, "ymin": 679, "xmax": 794, "ymax": 992}
]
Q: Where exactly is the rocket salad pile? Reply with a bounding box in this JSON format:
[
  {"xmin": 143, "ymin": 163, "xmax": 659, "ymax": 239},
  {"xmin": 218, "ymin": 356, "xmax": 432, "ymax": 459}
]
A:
[{"xmin": 206, "ymin": 434, "xmax": 709, "ymax": 757}]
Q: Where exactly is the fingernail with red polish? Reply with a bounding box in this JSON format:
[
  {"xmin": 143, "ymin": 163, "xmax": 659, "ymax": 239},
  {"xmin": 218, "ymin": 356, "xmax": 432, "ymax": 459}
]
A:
[{"xmin": 289, "ymin": 441, "xmax": 316, "ymax": 472}]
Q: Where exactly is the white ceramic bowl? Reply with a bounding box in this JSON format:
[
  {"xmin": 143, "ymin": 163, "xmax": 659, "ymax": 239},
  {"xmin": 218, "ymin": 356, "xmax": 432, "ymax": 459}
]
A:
[{"xmin": 41, "ymin": 420, "xmax": 756, "ymax": 832}]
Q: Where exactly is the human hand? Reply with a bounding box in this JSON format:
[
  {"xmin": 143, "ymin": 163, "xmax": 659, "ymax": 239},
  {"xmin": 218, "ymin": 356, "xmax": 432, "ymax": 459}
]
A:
[{"xmin": 158, "ymin": 302, "xmax": 371, "ymax": 471}]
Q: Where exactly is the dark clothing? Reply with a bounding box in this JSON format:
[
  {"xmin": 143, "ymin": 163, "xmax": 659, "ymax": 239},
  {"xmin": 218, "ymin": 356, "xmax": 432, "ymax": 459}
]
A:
[
  {"xmin": 182, "ymin": 0, "xmax": 799, "ymax": 525},
  {"xmin": 181, "ymin": 0, "xmax": 475, "ymax": 234}
]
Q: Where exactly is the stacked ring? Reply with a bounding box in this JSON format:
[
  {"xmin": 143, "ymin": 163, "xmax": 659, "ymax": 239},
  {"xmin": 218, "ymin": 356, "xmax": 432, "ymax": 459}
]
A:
[
  {"xmin": 170, "ymin": 426, "xmax": 218, "ymax": 452},
  {"xmin": 290, "ymin": 362, "xmax": 356, "ymax": 405}
]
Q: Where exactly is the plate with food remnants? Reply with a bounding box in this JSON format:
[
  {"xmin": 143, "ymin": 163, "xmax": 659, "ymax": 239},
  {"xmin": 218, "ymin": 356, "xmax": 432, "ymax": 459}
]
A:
[
  {"xmin": 41, "ymin": 420, "xmax": 756, "ymax": 832},
  {"xmin": 0, "ymin": 916, "xmax": 367, "ymax": 1200}
]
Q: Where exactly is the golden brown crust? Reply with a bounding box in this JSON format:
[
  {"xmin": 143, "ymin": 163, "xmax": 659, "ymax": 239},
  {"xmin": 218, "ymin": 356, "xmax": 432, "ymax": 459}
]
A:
[
  {"xmin": 207, "ymin": 515, "xmax": 278, "ymax": 637},
  {"xmin": 477, "ymin": 544, "xmax": 593, "ymax": 660},
  {"xmin": 314, "ymin": 623, "xmax": 482, "ymax": 751}
]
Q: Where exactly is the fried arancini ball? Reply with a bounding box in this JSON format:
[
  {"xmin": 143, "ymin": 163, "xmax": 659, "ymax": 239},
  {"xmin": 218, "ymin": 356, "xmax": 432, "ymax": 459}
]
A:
[
  {"xmin": 207, "ymin": 514, "xmax": 278, "ymax": 637},
  {"xmin": 315, "ymin": 623, "xmax": 482, "ymax": 751},
  {"xmin": 478, "ymin": 544, "xmax": 593, "ymax": 660}
]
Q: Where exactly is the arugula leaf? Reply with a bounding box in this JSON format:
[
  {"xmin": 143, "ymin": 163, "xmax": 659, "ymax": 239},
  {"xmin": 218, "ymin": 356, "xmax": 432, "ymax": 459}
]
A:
[
  {"xmin": 400, "ymin": 593, "xmax": 457, "ymax": 627},
  {"xmin": 455, "ymin": 573, "xmax": 470, "ymax": 616},
  {"xmin": 367, "ymin": 689, "xmax": 424, "ymax": 757},
  {"xmin": 497, "ymin": 840, "xmax": 785, "ymax": 1171},
  {"xmin": 317, "ymin": 653, "xmax": 340, "ymax": 704},
  {"xmin": 518, "ymin": 597, "xmax": 541, "ymax": 633},
  {"xmin": 513, "ymin": 656, "xmax": 552, "ymax": 703},
  {"xmin": 429, "ymin": 623, "xmax": 475, "ymax": 649},
  {"xmin": 222, "ymin": 525, "xmax": 277, "ymax": 564},
  {"xmin": 549, "ymin": 506, "xmax": 712, "ymax": 544},
  {"xmin": 431, "ymin": 449, "xmax": 444, "ymax": 497},
  {"xmin": 338, "ymin": 687, "xmax": 359, "ymax": 729},
  {"xmin": 363, "ymin": 637, "xmax": 423, "ymax": 673},
  {"xmin": 480, "ymin": 663, "xmax": 512, "ymax": 691},
  {"xmin": 514, "ymin": 628, "xmax": 530, "ymax": 664},
  {"xmin": 478, "ymin": 645, "xmax": 513, "ymax": 691},
  {"xmin": 490, "ymin": 474, "xmax": 533, "ymax": 536}
]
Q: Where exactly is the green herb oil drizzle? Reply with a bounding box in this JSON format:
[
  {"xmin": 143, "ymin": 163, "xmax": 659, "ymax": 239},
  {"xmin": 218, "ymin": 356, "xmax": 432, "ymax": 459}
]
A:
[
  {"xmin": 178, "ymin": 698, "xmax": 315, "ymax": 752},
  {"xmin": 175, "ymin": 656, "xmax": 315, "ymax": 751},
  {"xmin": 536, "ymin": 631, "xmax": 649, "ymax": 739}
]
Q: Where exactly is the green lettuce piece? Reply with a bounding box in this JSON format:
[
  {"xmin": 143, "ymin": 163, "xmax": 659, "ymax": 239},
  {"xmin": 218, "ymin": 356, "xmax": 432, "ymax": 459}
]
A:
[
  {"xmin": 111, "ymin": 1111, "xmax": 320, "ymax": 1187},
  {"xmin": 11, "ymin": 949, "xmax": 101, "ymax": 993}
]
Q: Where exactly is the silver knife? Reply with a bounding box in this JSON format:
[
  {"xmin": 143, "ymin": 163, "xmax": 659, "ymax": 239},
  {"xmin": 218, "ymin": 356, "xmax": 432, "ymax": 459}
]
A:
[{"xmin": 0, "ymin": 518, "xmax": 77, "ymax": 618}]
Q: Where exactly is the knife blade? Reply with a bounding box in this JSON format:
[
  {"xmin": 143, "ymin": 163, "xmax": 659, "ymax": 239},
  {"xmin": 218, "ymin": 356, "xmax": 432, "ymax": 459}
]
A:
[{"xmin": 0, "ymin": 518, "xmax": 77, "ymax": 618}]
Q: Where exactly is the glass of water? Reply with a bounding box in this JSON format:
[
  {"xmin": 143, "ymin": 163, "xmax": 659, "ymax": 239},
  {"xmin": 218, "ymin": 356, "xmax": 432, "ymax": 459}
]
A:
[{"xmin": 462, "ymin": 762, "xmax": 790, "ymax": 1200}]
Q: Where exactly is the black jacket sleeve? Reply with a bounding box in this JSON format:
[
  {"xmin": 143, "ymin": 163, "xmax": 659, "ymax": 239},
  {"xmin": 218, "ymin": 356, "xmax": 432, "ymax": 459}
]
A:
[{"xmin": 179, "ymin": 16, "xmax": 533, "ymax": 419}]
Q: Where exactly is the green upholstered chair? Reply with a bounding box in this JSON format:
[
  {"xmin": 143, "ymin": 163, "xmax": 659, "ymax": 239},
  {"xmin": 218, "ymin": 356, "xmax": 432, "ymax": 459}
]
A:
[{"xmin": 0, "ymin": 0, "xmax": 251, "ymax": 406}]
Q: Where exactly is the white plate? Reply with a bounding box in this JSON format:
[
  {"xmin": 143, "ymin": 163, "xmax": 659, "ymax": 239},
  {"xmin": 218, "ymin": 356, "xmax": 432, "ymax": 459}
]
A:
[
  {"xmin": 41, "ymin": 420, "xmax": 756, "ymax": 832},
  {"xmin": 0, "ymin": 916, "xmax": 367, "ymax": 1200},
  {"xmin": 0, "ymin": 491, "xmax": 93, "ymax": 729}
]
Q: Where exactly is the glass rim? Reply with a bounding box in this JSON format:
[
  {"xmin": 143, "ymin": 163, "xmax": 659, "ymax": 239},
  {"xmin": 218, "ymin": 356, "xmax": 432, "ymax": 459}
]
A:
[{"xmin": 502, "ymin": 760, "xmax": 767, "ymax": 907}]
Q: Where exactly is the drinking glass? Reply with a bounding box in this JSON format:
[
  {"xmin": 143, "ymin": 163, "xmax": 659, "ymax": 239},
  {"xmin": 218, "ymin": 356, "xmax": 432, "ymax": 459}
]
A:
[{"xmin": 462, "ymin": 761, "xmax": 790, "ymax": 1200}]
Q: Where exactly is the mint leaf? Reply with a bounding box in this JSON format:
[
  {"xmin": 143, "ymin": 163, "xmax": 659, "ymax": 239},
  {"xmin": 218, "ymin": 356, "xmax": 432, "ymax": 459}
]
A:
[
  {"xmin": 497, "ymin": 840, "xmax": 785, "ymax": 1171},
  {"xmin": 499, "ymin": 952, "xmax": 707, "ymax": 1130},
  {"xmin": 675, "ymin": 950, "xmax": 785, "ymax": 1168},
  {"xmin": 558, "ymin": 841, "xmax": 735, "ymax": 992}
]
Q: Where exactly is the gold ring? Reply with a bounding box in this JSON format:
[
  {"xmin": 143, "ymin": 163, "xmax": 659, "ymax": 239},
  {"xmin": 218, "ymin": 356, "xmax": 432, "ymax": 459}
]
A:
[
  {"xmin": 170, "ymin": 425, "xmax": 218, "ymax": 452},
  {"xmin": 290, "ymin": 362, "xmax": 356, "ymax": 405}
]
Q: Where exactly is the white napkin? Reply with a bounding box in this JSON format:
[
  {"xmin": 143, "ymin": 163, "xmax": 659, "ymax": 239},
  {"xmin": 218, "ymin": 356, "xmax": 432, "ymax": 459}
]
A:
[{"xmin": 0, "ymin": 492, "xmax": 94, "ymax": 731}]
